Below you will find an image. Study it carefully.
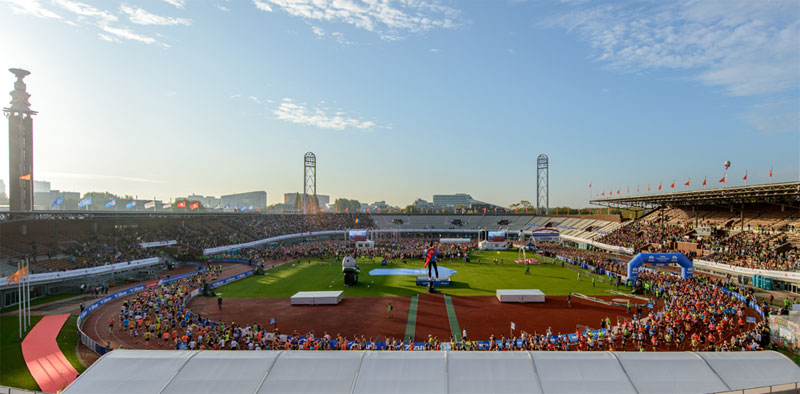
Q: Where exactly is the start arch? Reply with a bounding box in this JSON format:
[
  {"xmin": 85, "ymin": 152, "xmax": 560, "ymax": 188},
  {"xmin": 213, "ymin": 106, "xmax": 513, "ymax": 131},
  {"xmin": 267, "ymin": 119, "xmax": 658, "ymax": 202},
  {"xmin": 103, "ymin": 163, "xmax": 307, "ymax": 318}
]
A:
[{"xmin": 626, "ymin": 253, "xmax": 693, "ymax": 282}]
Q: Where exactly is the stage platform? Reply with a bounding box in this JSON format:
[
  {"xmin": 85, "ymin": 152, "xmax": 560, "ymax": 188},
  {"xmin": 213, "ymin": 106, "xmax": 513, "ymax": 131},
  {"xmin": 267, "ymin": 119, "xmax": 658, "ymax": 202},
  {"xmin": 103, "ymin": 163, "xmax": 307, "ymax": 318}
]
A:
[
  {"xmin": 290, "ymin": 291, "xmax": 343, "ymax": 305},
  {"xmin": 496, "ymin": 289, "xmax": 545, "ymax": 303},
  {"xmin": 415, "ymin": 276, "xmax": 451, "ymax": 287}
]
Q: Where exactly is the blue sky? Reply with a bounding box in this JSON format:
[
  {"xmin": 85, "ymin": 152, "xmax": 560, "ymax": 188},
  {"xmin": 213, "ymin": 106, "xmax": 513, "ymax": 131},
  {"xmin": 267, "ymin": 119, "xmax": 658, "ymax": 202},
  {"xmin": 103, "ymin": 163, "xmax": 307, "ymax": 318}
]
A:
[{"xmin": 0, "ymin": 0, "xmax": 798, "ymax": 208}]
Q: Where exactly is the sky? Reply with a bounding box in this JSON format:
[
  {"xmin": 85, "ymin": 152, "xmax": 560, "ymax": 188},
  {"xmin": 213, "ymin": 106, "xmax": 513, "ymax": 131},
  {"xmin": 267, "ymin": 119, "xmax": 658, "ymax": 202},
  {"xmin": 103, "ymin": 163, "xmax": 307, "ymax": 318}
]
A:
[{"xmin": 0, "ymin": 0, "xmax": 798, "ymax": 209}]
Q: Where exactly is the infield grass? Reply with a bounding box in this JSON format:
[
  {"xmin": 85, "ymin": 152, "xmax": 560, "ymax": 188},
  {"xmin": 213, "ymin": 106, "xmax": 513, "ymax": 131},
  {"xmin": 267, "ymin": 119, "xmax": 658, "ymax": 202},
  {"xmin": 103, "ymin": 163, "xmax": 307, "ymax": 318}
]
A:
[{"xmin": 215, "ymin": 250, "xmax": 622, "ymax": 298}]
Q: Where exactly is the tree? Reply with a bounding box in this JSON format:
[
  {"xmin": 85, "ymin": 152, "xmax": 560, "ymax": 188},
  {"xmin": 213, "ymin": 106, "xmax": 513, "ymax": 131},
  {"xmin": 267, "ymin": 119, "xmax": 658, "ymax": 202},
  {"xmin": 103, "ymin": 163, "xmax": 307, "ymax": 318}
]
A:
[
  {"xmin": 509, "ymin": 200, "xmax": 534, "ymax": 212},
  {"xmin": 333, "ymin": 198, "xmax": 360, "ymax": 213}
]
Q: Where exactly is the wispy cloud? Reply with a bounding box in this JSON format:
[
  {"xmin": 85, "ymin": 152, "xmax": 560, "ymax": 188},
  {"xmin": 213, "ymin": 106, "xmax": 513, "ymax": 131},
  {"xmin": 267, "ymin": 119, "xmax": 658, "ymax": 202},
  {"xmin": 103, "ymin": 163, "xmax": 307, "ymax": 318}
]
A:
[
  {"xmin": 2, "ymin": 0, "xmax": 60, "ymax": 19},
  {"xmin": 252, "ymin": 0, "xmax": 462, "ymax": 40},
  {"xmin": 98, "ymin": 33, "xmax": 121, "ymax": 43},
  {"xmin": 274, "ymin": 98, "xmax": 385, "ymax": 131},
  {"xmin": 742, "ymin": 99, "xmax": 800, "ymax": 134},
  {"xmin": 248, "ymin": 96, "xmax": 262, "ymax": 104},
  {"xmin": 311, "ymin": 25, "xmax": 325, "ymax": 37},
  {"xmin": 216, "ymin": 4, "xmax": 230, "ymax": 12},
  {"xmin": 429, "ymin": 48, "xmax": 440, "ymax": 54},
  {"xmin": 120, "ymin": 5, "xmax": 191, "ymax": 26},
  {"xmin": 539, "ymin": 0, "xmax": 800, "ymax": 97},
  {"xmin": 39, "ymin": 171, "xmax": 168, "ymax": 184},
  {"xmin": 253, "ymin": 0, "xmax": 271, "ymax": 12},
  {"xmin": 53, "ymin": 0, "xmax": 117, "ymax": 23},
  {"xmin": 163, "ymin": 0, "xmax": 184, "ymax": 9}
]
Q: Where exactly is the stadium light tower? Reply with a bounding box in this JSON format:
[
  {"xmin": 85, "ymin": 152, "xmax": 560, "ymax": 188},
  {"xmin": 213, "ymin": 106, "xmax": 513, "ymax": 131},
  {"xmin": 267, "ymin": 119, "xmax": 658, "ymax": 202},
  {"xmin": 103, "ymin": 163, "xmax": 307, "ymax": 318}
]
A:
[
  {"xmin": 303, "ymin": 152, "xmax": 317, "ymax": 214},
  {"xmin": 4, "ymin": 69, "xmax": 37, "ymax": 212},
  {"xmin": 536, "ymin": 154, "xmax": 549, "ymax": 215}
]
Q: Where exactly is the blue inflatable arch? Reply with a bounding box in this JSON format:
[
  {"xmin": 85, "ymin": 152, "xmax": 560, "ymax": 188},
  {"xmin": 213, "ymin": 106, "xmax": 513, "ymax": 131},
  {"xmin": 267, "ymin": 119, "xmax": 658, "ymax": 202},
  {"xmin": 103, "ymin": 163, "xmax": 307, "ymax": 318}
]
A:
[{"xmin": 626, "ymin": 253, "xmax": 693, "ymax": 282}]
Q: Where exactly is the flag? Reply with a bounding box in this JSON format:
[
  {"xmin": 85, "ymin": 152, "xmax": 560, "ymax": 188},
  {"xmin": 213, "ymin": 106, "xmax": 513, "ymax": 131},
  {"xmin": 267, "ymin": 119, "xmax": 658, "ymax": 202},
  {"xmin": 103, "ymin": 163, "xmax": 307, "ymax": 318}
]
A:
[
  {"xmin": 658, "ymin": 184, "xmax": 662, "ymax": 190},
  {"xmin": 670, "ymin": 182, "xmax": 675, "ymax": 189},
  {"xmin": 719, "ymin": 175, "xmax": 726, "ymax": 183},
  {"xmin": 79, "ymin": 197, "xmax": 92, "ymax": 207},
  {"xmin": 239, "ymin": 206, "xmax": 246, "ymax": 212},
  {"xmin": 589, "ymin": 183, "xmax": 592, "ymax": 188},
  {"xmin": 224, "ymin": 204, "xmax": 230, "ymax": 210},
  {"xmin": 684, "ymin": 180, "xmax": 690, "ymax": 186},
  {"xmin": 616, "ymin": 189, "xmax": 620, "ymax": 194},
  {"xmin": 105, "ymin": 199, "xmax": 117, "ymax": 208},
  {"xmin": 19, "ymin": 174, "xmax": 31, "ymax": 181},
  {"xmin": 702, "ymin": 177, "xmax": 706, "ymax": 186},
  {"xmin": 177, "ymin": 201, "xmax": 186, "ymax": 208},
  {"xmin": 601, "ymin": 191, "xmax": 605, "ymax": 196},
  {"xmin": 162, "ymin": 203, "xmax": 172, "ymax": 209},
  {"xmin": 248, "ymin": 205, "xmax": 253, "ymax": 211},
  {"xmin": 510, "ymin": 322, "xmax": 516, "ymax": 330},
  {"xmin": 648, "ymin": 185, "xmax": 651, "ymax": 191},
  {"xmin": 769, "ymin": 166, "xmax": 773, "ymax": 178},
  {"xmin": 269, "ymin": 318, "xmax": 276, "ymax": 325},
  {"xmin": 51, "ymin": 196, "xmax": 64, "ymax": 208},
  {"xmin": 637, "ymin": 186, "xmax": 639, "ymax": 193},
  {"xmin": 626, "ymin": 187, "xmax": 629, "ymax": 194},
  {"xmin": 144, "ymin": 201, "xmax": 156, "ymax": 209},
  {"xmin": 189, "ymin": 202, "xmax": 199, "ymax": 210},
  {"xmin": 743, "ymin": 170, "xmax": 747, "ymax": 181},
  {"xmin": 4, "ymin": 266, "xmax": 27, "ymax": 288},
  {"xmin": 126, "ymin": 201, "xmax": 137, "ymax": 209}
]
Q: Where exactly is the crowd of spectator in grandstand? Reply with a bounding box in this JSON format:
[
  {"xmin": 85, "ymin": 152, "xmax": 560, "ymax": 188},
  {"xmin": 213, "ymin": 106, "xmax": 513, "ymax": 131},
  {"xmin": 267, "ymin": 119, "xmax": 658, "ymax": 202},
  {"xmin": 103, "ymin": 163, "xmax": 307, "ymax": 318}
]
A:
[
  {"xmin": 706, "ymin": 231, "xmax": 798, "ymax": 271},
  {"xmin": 6, "ymin": 214, "xmax": 374, "ymax": 272},
  {"xmin": 598, "ymin": 219, "xmax": 687, "ymax": 252},
  {"xmin": 598, "ymin": 219, "xmax": 799, "ymax": 271}
]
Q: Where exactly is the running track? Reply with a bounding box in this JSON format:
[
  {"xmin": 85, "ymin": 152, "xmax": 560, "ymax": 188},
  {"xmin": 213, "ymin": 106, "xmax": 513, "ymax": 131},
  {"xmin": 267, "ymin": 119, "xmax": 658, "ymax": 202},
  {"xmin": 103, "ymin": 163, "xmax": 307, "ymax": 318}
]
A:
[{"xmin": 21, "ymin": 314, "xmax": 79, "ymax": 393}]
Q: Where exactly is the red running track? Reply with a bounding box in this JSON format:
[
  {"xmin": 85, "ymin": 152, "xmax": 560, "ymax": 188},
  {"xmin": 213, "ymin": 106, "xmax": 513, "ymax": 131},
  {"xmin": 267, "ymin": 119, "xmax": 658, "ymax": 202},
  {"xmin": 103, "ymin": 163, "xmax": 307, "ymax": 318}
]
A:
[{"xmin": 21, "ymin": 313, "xmax": 79, "ymax": 393}]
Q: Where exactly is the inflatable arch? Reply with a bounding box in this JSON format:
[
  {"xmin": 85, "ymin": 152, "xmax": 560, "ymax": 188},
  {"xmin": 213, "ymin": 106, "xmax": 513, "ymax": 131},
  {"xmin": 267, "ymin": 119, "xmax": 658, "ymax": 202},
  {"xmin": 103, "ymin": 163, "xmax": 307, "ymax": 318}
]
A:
[{"xmin": 626, "ymin": 253, "xmax": 693, "ymax": 282}]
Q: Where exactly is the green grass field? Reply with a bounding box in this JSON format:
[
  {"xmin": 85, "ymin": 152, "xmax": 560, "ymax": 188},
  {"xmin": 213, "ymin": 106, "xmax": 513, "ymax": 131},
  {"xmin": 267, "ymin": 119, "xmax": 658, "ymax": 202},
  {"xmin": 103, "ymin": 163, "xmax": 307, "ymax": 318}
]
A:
[
  {"xmin": 216, "ymin": 251, "xmax": 621, "ymax": 298},
  {"xmin": 0, "ymin": 314, "xmax": 86, "ymax": 391},
  {"xmin": 0, "ymin": 315, "xmax": 43, "ymax": 390}
]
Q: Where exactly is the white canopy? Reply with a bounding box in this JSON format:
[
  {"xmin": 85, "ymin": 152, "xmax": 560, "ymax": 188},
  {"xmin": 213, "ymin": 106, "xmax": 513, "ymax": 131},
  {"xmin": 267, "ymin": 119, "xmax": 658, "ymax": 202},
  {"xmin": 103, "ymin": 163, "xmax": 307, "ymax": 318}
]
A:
[{"xmin": 63, "ymin": 350, "xmax": 800, "ymax": 394}]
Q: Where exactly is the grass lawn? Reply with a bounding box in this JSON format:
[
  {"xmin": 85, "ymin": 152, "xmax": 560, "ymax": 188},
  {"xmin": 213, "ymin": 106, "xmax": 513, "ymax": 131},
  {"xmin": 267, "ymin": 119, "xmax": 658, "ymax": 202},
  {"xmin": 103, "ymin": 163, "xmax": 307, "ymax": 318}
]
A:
[
  {"xmin": 0, "ymin": 293, "xmax": 79, "ymax": 314},
  {"xmin": 216, "ymin": 250, "xmax": 622, "ymax": 298},
  {"xmin": 58, "ymin": 315, "xmax": 87, "ymax": 374},
  {"xmin": 0, "ymin": 315, "xmax": 43, "ymax": 391}
]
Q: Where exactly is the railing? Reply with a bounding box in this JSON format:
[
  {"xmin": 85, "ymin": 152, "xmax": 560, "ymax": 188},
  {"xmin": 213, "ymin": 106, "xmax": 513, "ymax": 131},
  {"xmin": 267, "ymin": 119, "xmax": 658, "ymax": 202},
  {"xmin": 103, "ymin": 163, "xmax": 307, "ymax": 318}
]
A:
[
  {"xmin": 0, "ymin": 257, "xmax": 162, "ymax": 287},
  {"xmin": 713, "ymin": 381, "xmax": 799, "ymax": 393}
]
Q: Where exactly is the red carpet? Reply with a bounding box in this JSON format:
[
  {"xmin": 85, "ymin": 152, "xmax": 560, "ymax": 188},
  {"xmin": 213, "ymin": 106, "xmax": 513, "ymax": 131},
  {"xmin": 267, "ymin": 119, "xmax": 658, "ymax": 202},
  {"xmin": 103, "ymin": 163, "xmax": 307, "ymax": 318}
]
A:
[{"xmin": 21, "ymin": 314, "xmax": 79, "ymax": 393}]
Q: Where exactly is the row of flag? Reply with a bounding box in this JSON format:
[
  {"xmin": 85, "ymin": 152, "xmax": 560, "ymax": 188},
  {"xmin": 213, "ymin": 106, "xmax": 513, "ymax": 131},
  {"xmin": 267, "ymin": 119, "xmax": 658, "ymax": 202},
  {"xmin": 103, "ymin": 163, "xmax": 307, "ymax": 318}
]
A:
[
  {"xmin": 591, "ymin": 167, "xmax": 773, "ymax": 197},
  {"xmin": 51, "ymin": 196, "xmax": 258, "ymax": 212}
]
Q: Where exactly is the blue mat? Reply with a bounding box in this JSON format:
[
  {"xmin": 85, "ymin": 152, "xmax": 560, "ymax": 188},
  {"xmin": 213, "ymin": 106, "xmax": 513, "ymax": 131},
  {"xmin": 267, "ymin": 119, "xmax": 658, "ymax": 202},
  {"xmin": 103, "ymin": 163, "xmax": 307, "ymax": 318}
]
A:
[{"xmin": 368, "ymin": 267, "xmax": 458, "ymax": 277}]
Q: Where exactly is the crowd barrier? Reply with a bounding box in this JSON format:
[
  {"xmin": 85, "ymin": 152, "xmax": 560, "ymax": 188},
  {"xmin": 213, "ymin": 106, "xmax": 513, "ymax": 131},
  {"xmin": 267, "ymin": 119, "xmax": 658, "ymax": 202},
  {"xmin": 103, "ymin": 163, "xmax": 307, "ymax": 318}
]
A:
[{"xmin": 693, "ymin": 259, "xmax": 800, "ymax": 282}]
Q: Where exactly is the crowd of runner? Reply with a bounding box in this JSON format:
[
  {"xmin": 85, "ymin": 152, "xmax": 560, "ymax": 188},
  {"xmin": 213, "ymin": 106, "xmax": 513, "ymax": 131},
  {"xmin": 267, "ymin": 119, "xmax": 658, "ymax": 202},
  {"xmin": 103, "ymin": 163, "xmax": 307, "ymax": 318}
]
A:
[{"xmin": 103, "ymin": 243, "xmax": 771, "ymax": 354}]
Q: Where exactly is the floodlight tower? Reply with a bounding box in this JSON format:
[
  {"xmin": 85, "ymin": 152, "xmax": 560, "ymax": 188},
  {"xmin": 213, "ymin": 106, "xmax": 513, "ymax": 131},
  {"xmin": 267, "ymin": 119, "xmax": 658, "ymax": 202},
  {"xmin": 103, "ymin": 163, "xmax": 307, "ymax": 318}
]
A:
[
  {"xmin": 536, "ymin": 154, "xmax": 549, "ymax": 215},
  {"xmin": 4, "ymin": 69, "xmax": 37, "ymax": 212},
  {"xmin": 303, "ymin": 152, "xmax": 317, "ymax": 214}
]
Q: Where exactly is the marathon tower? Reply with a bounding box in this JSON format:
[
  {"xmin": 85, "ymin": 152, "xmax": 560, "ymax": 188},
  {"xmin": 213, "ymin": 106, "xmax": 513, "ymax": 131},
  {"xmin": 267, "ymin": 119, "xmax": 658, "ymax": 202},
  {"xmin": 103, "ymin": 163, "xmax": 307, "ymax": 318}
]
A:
[{"xmin": 4, "ymin": 69, "xmax": 36, "ymax": 212}]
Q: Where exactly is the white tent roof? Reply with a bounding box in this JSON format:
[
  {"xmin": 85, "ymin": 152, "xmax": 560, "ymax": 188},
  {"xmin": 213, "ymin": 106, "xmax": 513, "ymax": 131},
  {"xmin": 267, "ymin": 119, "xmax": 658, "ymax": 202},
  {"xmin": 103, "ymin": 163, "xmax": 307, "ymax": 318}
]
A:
[{"xmin": 63, "ymin": 350, "xmax": 800, "ymax": 394}]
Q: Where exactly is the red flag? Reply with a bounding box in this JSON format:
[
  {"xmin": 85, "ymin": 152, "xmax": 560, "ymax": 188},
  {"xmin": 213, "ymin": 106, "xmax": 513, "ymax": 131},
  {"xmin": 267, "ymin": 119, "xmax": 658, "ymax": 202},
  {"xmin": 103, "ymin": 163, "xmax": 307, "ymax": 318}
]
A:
[
  {"xmin": 626, "ymin": 187, "xmax": 629, "ymax": 194},
  {"xmin": 176, "ymin": 201, "xmax": 186, "ymax": 208},
  {"xmin": 670, "ymin": 182, "xmax": 675, "ymax": 189},
  {"xmin": 648, "ymin": 185, "xmax": 651, "ymax": 191},
  {"xmin": 743, "ymin": 170, "xmax": 747, "ymax": 181},
  {"xmin": 616, "ymin": 189, "xmax": 620, "ymax": 194},
  {"xmin": 189, "ymin": 202, "xmax": 199, "ymax": 210},
  {"xmin": 769, "ymin": 166, "xmax": 772, "ymax": 178},
  {"xmin": 702, "ymin": 178, "xmax": 706, "ymax": 186},
  {"xmin": 589, "ymin": 183, "xmax": 592, "ymax": 188},
  {"xmin": 658, "ymin": 184, "xmax": 662, "ymax": 190},
  {"xmin": 719, "ymin": 175, "xmax": 726, "ymax": 183},
  {"xmin": 601, "ymin": 191, "xmax": 605, "ymax": 196},
  {"xmin": 684, "ymin": 180, "xmax": 690, "ymax": 186}
]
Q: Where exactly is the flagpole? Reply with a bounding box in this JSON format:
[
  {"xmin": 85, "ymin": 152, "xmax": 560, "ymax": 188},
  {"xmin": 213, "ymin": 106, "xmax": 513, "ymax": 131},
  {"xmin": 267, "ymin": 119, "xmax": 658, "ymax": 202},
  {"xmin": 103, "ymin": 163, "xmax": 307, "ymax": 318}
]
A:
[
  {"xmin": 25, "ymin": 258, "xmax": 30, "ymax": 327},
  {"xmin": 18, "ymin": 261, "xmax": 22, "ymax": 339}
]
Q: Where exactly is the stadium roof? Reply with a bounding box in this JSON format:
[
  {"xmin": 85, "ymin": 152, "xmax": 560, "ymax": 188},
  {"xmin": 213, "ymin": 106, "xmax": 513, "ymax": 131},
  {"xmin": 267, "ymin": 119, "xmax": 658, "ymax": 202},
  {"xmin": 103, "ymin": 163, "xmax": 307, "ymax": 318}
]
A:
[
  {"xmin": 590, "ymin": 181, "xmax": 800, "ymax": 209},
  {"xmin": 62, "ymin": 350, "xmax": 800, "ymax": 394}
]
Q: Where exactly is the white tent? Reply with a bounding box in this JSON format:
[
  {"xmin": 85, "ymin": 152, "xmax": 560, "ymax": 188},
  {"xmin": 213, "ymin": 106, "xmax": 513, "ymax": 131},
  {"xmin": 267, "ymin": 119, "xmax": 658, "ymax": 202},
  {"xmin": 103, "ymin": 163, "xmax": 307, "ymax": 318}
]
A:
[{"xmin": 63, "ymin": 350, "xmax": 800, "ymax": 394}]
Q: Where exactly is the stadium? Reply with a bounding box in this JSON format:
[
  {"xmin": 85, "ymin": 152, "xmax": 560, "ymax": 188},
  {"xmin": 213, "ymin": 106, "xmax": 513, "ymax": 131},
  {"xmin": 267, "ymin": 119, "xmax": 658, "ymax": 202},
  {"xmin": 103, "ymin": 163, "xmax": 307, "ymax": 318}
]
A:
[
  {"xmin": 2, "ymin": 1, "xmax": 800, "ymax": 393},
  {"xmin": 2, "ymin": 181, "xmax": 800, "ymax": 393}
]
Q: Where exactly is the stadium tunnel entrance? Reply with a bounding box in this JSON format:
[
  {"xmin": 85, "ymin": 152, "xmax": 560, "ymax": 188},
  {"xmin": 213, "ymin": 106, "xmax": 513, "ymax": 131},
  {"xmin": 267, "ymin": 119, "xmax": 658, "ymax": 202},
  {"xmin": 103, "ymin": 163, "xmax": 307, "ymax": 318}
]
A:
[{"xmin": 626, "ymin": 253, "xmax": 693, "ymax": 282}]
